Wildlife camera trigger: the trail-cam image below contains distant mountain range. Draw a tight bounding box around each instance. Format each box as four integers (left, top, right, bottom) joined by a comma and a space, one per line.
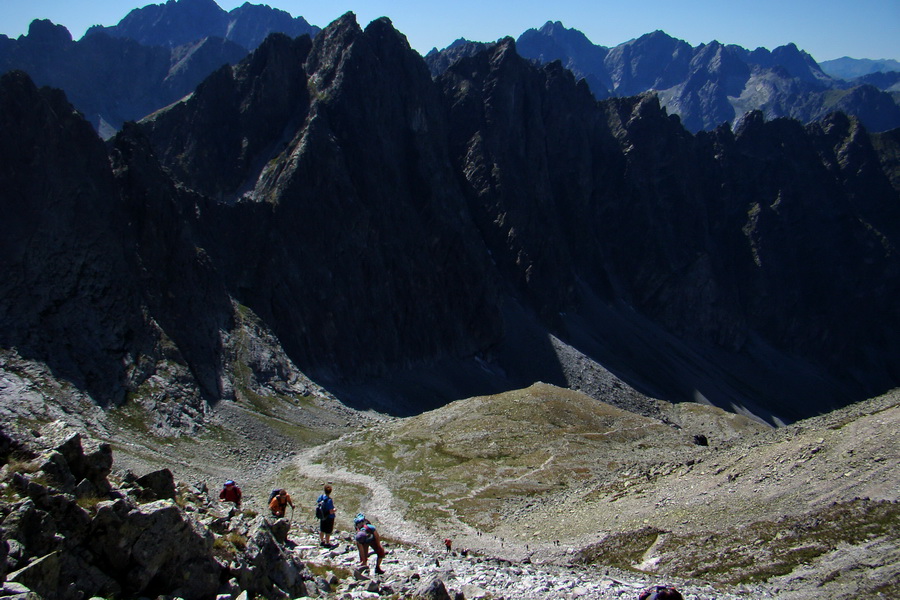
820, 57, 900, 79
490, 22, 900, 133
85, 0, 319, 51
0, 0, 318, 134
2, 1, 898, 136
0, 19, 248, 136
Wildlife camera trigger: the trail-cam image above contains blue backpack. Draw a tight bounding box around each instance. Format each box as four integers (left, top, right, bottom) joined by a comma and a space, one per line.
315, 494, 329, 519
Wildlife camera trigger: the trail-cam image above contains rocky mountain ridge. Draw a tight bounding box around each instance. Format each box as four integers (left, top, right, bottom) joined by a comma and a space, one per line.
4, 0, 898, 139
3, 13, 900, 427
0, 19, 248, 134
84, 0, 320, 52
505, 22, 900, 132
0, 0, 319, 135
820, 56, 900, 79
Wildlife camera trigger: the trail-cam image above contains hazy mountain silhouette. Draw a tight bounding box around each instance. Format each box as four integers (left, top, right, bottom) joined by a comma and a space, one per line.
0, 19, 247, 135
0, 0, 320, 134
85, 0, 320, 51
499, 21, 900, 133
820, 56, 900, 79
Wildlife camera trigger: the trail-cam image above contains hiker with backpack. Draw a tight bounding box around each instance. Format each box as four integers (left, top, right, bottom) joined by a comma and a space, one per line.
316, 483, 336, 547
638, 585, 684, 600
218, 480, 242, 508
353, 513, 385, 574
269, 488, 294, 518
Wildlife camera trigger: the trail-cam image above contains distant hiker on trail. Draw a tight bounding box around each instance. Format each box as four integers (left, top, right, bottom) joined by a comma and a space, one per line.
444, 538, 452, 553
316, 483, 336, 547
218, 480, 242, 508
269, 488, 294, 518
354, 513, 385, 574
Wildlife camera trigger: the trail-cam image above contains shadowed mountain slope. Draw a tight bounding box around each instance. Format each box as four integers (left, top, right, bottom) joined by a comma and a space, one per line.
2, 14, 900, 426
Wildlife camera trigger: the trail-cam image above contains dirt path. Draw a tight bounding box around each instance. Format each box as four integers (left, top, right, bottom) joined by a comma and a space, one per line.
290, 434, 581, 563
292, 438, 433, 547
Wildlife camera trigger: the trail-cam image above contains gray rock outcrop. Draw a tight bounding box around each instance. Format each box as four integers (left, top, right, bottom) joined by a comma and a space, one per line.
0, 422, 324, 600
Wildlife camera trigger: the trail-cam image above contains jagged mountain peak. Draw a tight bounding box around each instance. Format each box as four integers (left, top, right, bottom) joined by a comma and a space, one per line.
516, 22, 897, 132
84, 0, 318, 52
24, 19, 73, 44
623, 29, 688, 50
536, 20, 574, 37
101, 0, 229, 47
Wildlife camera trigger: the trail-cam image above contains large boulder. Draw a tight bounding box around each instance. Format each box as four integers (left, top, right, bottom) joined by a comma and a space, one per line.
30, 422, 112, 495
414, 576, 452, 600
135, 468, 177, 501
88, 499, 222, 599
236, 517, 309, 599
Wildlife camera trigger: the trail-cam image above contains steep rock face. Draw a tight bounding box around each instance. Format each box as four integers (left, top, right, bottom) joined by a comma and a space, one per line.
439, 39, 595, 315
141, 14, 504, 382
664, 41, 752, 131
224, 2, 320, 51
0, 71, 149, 404
0, 70, 238, 420
109, 124, 236, 408
140, 33, 314, 199
439, 41, 900, 418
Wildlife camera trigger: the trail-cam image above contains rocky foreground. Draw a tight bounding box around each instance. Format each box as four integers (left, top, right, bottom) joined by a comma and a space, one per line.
0, 419, 767, 600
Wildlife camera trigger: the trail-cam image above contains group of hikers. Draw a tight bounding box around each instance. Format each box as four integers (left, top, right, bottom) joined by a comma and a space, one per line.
218, 480, 385, 573
218, 480, 683, 597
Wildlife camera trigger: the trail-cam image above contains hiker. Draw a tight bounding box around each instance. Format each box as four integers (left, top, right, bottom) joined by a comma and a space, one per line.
269, 488, 294, 518
638, 585, 684, 600
218, 480, 242, 508
316, 483, 336, 547
354, 513, 385, 574
444, 538, 452, 553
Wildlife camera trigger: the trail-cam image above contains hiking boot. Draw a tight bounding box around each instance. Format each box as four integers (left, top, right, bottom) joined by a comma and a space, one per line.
375, 567, 385, 574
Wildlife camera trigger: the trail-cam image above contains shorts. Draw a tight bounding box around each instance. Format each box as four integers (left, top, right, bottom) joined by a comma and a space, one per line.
320, 517, 334, 534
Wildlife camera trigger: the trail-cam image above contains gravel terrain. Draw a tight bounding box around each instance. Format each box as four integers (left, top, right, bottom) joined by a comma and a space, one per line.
2, 349, 898, 598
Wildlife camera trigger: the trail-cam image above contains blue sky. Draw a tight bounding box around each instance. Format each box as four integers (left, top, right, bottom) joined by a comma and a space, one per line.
2, 0, 899, 62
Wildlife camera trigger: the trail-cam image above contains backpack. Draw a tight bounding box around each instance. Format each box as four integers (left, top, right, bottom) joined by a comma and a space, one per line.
315, 494, 327, 520
638, 585, 683, 600
355, 523, 375, 545
269, 489, 282, 503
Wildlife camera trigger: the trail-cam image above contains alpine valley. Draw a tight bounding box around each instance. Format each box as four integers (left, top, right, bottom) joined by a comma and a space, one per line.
1, 2, 899, 600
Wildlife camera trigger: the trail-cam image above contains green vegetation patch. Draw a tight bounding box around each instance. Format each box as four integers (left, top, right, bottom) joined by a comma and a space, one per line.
577, 526, 666, 571
316, 383, 699, 537
579, 498, 900, 589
